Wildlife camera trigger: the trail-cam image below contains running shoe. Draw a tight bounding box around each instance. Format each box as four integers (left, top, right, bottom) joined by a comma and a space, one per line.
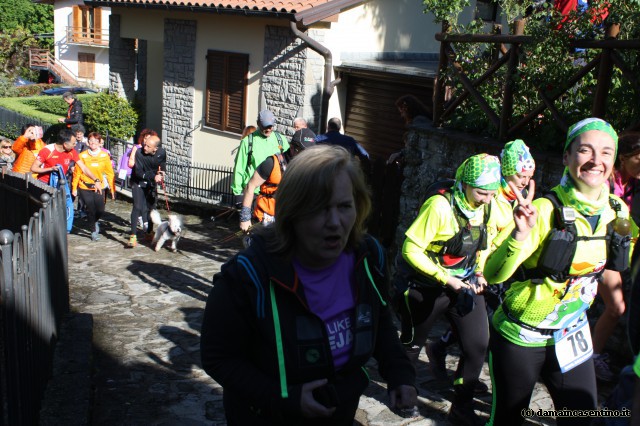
593, 353, 615, 382
127, 234, 137, 248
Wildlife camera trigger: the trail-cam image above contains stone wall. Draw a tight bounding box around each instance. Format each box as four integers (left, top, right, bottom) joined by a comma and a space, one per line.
162, 19, 196, 198
262, 26, 314, 137
136, 40, 148, 126
108, 14, 136, 102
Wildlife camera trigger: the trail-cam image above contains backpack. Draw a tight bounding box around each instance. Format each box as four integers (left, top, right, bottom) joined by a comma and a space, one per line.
521, 191, 630, 283
423, 178, 490, 258
246, 131, 285, 175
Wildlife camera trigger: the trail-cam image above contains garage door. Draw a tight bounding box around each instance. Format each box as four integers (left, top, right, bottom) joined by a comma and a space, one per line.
343, 75, 433, 162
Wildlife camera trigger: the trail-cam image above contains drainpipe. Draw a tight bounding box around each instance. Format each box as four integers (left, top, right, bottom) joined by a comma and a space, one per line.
289, 21, 340, 134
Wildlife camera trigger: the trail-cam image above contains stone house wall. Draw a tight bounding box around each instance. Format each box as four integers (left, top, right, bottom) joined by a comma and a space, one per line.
262, 25, 321, 136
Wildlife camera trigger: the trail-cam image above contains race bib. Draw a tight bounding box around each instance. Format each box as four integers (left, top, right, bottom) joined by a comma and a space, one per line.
554, 318, 593, 373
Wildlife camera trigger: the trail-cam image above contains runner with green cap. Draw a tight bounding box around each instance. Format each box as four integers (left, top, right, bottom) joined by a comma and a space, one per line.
398, 153, 501, 424
484, 118, 631, 424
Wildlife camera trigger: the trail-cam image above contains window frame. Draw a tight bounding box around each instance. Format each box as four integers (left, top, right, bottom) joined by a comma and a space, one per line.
205, 50, 249, 134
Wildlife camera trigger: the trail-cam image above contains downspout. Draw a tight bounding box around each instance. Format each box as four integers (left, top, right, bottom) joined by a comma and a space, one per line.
289, 20, 340, 134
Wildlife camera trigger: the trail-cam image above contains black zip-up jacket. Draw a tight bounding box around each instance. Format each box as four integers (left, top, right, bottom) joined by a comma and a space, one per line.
200, 234, 415, 425
63, 99, 83, 127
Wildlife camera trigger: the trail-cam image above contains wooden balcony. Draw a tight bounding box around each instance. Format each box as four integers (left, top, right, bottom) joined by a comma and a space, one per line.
66, 26, 109, 47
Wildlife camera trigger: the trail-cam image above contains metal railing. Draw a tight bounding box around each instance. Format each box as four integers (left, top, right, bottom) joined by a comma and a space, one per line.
0, 170, 69, 425
28, 49, 78, 86
0, 107, 52, 141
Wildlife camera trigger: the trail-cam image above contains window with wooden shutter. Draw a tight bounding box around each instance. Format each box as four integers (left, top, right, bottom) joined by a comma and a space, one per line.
205, 51, 248, 134
78, 52, 95, 79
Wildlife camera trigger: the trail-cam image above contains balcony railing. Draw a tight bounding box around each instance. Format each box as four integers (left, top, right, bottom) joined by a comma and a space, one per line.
66, 26, 109, 47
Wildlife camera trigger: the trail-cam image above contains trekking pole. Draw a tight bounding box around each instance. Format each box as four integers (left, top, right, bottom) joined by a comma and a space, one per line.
211, 206, 237, 222
159, 166, 170, 212
213, 226, 253, 245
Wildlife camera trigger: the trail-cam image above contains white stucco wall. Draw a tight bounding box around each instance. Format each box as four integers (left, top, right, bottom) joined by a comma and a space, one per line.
322, 0, 477, 126
54, 0, 111, 88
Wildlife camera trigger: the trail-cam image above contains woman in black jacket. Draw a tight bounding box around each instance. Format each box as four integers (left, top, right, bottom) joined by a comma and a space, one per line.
201, 145, 417, 425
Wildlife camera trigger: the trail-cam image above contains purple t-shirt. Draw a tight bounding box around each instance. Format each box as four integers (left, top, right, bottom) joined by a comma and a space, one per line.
294, 252, 356, 369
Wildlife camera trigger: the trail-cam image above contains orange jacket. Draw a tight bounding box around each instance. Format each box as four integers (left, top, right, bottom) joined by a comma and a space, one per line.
12, 137, 46, 175
72, 149, 116, 193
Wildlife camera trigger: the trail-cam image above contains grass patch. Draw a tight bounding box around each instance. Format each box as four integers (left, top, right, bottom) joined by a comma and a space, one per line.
0, 94, 98, 123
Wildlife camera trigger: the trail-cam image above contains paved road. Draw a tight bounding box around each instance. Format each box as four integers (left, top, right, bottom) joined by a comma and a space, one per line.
65, 197, 613, 425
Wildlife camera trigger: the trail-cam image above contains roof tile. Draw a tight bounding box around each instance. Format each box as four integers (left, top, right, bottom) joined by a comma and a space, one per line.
96, 0, 332, 13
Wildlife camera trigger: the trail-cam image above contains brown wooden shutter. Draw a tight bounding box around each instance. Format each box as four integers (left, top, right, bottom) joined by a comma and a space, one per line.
94, 7, 102, 42
206, 53, 224, 129
72, 6, 81, 43
226, 55, 247, 134
78, 53, 95, 79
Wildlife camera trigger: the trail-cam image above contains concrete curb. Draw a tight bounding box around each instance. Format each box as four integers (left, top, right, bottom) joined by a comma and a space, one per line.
39, 313, 93, 426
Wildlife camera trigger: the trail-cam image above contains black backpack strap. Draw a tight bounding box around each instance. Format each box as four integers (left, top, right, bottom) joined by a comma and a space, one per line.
245, 133, 254, 174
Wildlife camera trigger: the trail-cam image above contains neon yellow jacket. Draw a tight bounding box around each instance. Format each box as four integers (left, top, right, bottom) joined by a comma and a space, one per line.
484, 190, 630, 346
402, 194, 496, 285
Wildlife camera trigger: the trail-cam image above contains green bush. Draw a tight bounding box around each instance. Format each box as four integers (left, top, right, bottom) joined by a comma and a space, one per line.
84, 91, 138, 140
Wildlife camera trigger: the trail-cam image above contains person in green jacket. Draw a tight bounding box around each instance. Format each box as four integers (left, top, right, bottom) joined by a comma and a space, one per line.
484, 118, 631, 425
231, 109, 290, 203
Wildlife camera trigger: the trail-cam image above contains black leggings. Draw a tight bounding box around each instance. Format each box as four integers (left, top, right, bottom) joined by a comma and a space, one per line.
78, 188, 105, 231
399, 285, 488, 400
130, 183, 157, 235
488, 325, 597, 426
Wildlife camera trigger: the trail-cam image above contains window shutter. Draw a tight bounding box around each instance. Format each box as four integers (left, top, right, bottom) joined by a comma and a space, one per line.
206, 53, 224, 129
72, 6, 81, 43
226, 55, 247, 134
78, 53, 95, 79
94, 7, 102, 41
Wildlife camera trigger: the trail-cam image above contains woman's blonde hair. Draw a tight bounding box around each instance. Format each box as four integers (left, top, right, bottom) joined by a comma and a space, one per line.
260, 144, 371, 256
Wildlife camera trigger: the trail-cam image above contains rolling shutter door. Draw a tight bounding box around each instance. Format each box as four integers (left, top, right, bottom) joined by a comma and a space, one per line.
344, 76, 433, 162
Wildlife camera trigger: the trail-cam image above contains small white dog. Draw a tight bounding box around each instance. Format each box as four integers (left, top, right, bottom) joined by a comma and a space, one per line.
149, 209, 182, 252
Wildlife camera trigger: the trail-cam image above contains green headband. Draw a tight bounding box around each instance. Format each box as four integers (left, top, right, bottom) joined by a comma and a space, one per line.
500, 139, 535, 177
564, 118, 618, 153
455, 153, 501, 190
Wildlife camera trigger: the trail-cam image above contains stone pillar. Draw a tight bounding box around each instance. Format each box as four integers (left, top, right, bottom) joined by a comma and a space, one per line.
136, 40, 148, 126
262, 26, 308, 137
108, 14, 136, 102
162, 19, 196, 197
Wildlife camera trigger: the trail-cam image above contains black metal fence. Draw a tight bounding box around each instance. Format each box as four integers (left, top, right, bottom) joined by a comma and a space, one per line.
0, 170, 69, 425
105, 135, 235, 206
0, 107, 52, 141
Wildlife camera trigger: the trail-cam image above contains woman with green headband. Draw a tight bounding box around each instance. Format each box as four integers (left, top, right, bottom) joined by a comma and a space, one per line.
484, 117, 631, 425
399, 153, 501, 424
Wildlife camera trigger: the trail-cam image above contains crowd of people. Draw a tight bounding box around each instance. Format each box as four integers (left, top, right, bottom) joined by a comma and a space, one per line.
3, 90, 639, 425
200, 107, 640, 426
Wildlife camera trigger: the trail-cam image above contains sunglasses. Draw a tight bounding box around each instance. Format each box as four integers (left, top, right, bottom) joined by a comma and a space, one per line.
0, 145, 11, 149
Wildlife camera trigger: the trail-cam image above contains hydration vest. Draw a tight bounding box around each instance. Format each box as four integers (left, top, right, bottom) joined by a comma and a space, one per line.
519, 191, 631, 284
254, 153, 286, 222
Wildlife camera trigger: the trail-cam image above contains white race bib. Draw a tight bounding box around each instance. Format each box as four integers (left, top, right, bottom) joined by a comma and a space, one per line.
554, 318, 593, 373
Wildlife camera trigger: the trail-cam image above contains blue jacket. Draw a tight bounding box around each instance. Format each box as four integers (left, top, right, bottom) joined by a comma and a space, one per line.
315, 131, 369, 161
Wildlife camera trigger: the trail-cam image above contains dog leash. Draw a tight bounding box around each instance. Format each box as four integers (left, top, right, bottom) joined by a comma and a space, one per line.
159, 166, 170, 212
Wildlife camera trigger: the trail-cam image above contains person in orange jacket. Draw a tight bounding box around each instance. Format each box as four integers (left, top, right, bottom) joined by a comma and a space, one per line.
11, 123, 46, 176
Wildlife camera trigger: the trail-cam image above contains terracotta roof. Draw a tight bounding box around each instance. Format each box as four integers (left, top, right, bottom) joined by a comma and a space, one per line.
84, 0, 366, 25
